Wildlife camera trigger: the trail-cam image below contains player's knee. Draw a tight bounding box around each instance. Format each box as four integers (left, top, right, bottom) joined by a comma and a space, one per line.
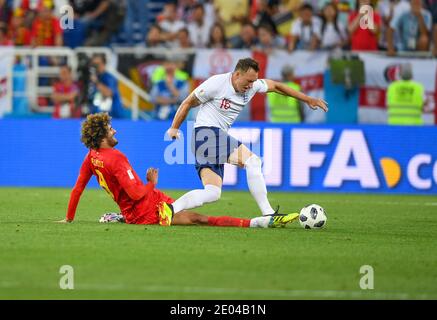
244, 154, 262, 170
204, 184, 221, 202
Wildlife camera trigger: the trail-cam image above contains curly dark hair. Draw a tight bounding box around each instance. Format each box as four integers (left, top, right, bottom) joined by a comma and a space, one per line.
80, 113, 111, 149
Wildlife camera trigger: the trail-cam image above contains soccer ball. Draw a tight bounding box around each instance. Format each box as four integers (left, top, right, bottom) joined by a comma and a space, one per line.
299, 204, 327, 229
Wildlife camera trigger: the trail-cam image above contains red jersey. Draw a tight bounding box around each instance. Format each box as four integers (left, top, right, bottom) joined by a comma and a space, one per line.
66, 148, 174, 224
30, 16, 62, 46
9, 26, 32, 46
348, 11, 381, 51
52, 81, 80, 119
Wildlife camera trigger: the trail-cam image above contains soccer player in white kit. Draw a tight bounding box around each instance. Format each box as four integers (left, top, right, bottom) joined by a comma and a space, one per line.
167, 58, 328, 224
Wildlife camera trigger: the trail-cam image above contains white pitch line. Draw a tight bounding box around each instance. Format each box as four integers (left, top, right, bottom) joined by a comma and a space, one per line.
268, 199, 437, 207
425, 202, 437, 206
1, 281, 435, 300
77, 284, 429, 300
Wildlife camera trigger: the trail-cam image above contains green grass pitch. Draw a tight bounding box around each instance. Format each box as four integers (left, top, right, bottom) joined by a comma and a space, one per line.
1, 187, 436, 300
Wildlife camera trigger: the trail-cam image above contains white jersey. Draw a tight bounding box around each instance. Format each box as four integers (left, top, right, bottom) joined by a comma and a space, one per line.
193, 72, 268, 131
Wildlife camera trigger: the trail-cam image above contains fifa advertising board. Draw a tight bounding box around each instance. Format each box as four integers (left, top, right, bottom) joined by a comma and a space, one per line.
218, 124, 437, 194
0, 120, 436, 194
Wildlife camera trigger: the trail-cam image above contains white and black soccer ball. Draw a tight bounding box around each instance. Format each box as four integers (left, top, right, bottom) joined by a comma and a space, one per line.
299, 204, 327, 229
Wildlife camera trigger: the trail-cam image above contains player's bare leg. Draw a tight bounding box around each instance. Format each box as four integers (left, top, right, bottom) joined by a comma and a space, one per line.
172, 211, 209, 225
171, 210, 277, 228
228, 144, 275, 216
199, 167, 222, 188
171, 168, 222, 213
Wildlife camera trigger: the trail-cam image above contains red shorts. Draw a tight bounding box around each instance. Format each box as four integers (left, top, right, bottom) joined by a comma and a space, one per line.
124, 189, 174, 225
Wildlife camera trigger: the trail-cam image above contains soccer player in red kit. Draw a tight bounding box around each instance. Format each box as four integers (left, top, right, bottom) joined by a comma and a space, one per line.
58, 112, 298, 228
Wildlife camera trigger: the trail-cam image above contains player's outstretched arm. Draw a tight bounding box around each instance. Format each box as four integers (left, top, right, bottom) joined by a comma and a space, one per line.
167, 93, 201, 139
56, 157, 93, 223
265, 79, 328, 112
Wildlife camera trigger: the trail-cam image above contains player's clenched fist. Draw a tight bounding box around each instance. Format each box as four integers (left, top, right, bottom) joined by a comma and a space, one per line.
167, 128, 180, 140
146, 167, 159, 184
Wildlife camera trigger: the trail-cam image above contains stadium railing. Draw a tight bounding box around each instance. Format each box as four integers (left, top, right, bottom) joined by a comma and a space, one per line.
8, 46, 152, 120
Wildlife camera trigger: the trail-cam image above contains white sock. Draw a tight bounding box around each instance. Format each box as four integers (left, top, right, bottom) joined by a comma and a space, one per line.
172, 184, 221, 213
249, 216, 271, 228
244, 155, 275, 215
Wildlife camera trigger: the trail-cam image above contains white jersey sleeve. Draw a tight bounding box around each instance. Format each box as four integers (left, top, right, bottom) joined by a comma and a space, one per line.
253, 79, 268, 93
193, 76, 221, 103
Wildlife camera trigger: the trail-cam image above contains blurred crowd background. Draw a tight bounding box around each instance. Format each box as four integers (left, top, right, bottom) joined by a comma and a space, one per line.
0, 0, 436, 124
0, 0, 436, 53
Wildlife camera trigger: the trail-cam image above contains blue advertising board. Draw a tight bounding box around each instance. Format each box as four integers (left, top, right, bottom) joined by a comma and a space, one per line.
0, 119, 436, 194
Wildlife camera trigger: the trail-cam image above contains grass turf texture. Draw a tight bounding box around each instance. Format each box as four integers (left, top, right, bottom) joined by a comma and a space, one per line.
0, 187, 436, 300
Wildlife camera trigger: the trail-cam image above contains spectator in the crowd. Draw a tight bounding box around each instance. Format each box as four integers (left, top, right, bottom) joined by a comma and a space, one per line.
254, 23, 285, 54
150, 59, 189, 121
159, 1, 186, 47
89, 54, 126, 118
70, 0, 110, 30
387, 0, 432, 55
176, 0, 196, 22
123, 0, 148, 45
312, 0, 354, 26
378, 0, 395, 50
178, 0, 217, 24
386, 63, 425, 125
187, 3, 213, 48
150, 58, 189, 85
214, 0, 249, 40
145, 24, 167, 48
252, 0, 278, 34
8, 7, 31, 46
70, 0, 125, 46
18, 0, 39, 28
423, 0, 437, 56
319, 2, 348, 50
288, 3, 321, 51
267, 64, 303, 123
378, 0, 410, 50
0, 25, 12, 45
207, 22, 228, 49
0, 0, 11, 28
30, 1, 63, 47
202, 0, 217, 25
347, 0, 381, 51
175, 27, 193, 48
230, 21, 258, 49
51, 65, 81, 119
277, 0, 304, 18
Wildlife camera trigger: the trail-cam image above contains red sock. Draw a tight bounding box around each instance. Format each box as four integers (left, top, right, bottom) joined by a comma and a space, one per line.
207, 216, 250, 228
